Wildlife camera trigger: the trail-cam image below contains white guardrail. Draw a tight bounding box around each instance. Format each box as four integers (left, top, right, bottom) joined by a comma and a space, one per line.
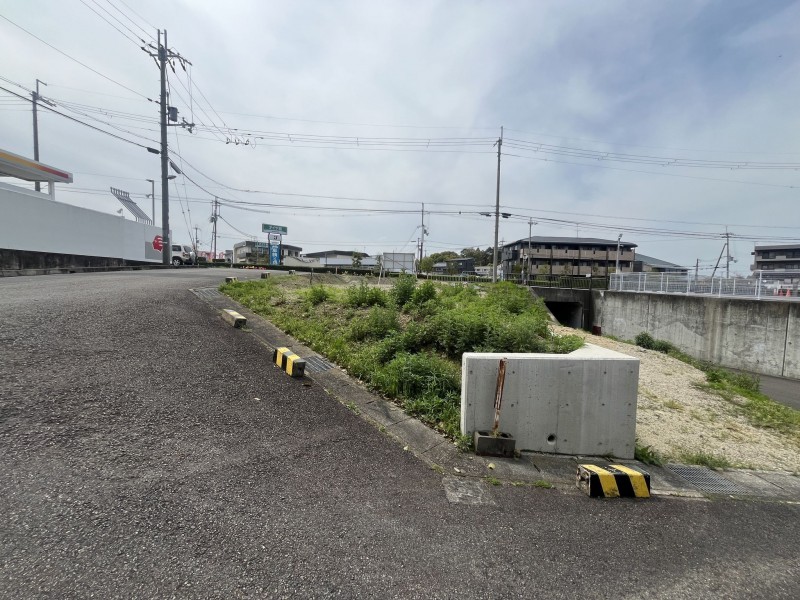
609, 270, 800, 301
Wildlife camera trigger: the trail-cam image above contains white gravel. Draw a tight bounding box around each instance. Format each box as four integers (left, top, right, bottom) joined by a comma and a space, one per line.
553, 326, 800, 472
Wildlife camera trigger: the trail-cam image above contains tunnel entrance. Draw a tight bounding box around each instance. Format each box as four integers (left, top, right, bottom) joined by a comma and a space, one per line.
545, 301, 584, 329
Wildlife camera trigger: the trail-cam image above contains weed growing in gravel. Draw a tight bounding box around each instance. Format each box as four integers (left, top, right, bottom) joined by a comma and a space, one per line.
223, 277, 583, 443
486, 476, 502, 486
679, 451, 732, 469
533, 480, 554, 489
634, 331, 800, 444
634, 440, 664, 466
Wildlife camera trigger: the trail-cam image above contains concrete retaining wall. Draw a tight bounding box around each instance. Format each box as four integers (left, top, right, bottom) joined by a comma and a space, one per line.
601, 291, 799, 379
461, 345, 639, 458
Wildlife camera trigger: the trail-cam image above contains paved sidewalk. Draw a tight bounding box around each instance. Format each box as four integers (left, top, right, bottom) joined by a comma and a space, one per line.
195, 285, 800, 503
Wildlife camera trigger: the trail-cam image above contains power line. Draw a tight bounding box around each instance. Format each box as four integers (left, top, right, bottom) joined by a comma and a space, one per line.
504, 137, 800, 170
0, 14, 150, 100
0, 85, 157, 150
103, 0, 156, 41
502, 152, 800, 190
79, 0, 144, 47
115, 0, 157, 32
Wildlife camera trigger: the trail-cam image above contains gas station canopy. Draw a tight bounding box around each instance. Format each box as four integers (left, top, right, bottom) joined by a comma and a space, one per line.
0, 148, 73, 183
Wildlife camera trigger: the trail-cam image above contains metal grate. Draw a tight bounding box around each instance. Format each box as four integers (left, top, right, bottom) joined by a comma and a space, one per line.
304, 355, 335, 373
666, 464, 749, 495
193, 287, 223, 299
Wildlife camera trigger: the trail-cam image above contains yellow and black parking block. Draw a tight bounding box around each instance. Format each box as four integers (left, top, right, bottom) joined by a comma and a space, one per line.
577, 464, 651, 498
272, 347, 306, 378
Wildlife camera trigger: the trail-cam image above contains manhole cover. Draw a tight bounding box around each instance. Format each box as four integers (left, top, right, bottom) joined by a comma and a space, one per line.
193, 287, 222, 299
304, 355, 334, 373
666, 464, 749, 495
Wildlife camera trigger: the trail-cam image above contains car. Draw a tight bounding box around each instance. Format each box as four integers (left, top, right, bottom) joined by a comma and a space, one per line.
171, 244, 196, 266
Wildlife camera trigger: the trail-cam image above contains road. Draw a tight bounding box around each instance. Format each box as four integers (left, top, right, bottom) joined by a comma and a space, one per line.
1, 270, 798, 599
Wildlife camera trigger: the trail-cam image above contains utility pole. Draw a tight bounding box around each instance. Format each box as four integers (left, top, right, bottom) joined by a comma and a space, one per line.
695, 258, 700, 281
146, 30, 193, 264
158, 30, 171, 265
419, 202, 426, 269
491, 126, 503, 283
615, 234, 623, 273
211, 197, 219, 258
724, 227, 732, 279
31, 79, 48, 192
194, 225, 200, 252
527, 218, 536, 284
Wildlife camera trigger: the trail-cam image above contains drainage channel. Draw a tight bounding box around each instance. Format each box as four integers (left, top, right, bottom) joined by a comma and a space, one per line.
304, 355, 335, 373
193, 287, 223, 300
666, 464, 750, 495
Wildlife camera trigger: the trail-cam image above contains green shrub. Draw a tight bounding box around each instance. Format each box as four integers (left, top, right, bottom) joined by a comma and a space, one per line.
635, 332, 656, 349
485, 282, 536, 314
373, 352, 461, 399
305, 285, 330, 306
409, 280, 437, 307
391, 274, 417, 308
348, 306, 399, 341
345, 281, 388, 307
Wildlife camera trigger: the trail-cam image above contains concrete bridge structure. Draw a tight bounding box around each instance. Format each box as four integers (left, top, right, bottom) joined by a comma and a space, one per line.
531, 286, 799, 380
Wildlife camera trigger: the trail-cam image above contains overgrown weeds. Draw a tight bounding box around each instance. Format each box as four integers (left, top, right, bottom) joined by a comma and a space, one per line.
222, 276, 582, 442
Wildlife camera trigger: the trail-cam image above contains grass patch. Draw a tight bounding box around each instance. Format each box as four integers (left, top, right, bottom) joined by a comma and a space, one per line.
485, 476, 502, 486
663, 399, 684, 411
221, 276, 582, 443
634, 440, 664, 466
533, 480, 554, 489
679, 451, 732, 470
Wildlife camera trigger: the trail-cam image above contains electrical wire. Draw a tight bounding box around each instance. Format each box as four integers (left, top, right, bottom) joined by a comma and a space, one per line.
79, 0, 143, 47
0, 14, 150, 100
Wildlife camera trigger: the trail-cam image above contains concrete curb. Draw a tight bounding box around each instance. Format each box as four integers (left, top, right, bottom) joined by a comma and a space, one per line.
191, 284, 800, 503
221, 309, 246, 328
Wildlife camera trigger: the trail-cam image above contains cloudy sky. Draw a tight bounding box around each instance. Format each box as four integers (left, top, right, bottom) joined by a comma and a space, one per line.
2, 0, 799, 273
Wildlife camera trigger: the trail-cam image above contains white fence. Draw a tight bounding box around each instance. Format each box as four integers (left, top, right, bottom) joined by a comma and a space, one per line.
610, 271, 800, 300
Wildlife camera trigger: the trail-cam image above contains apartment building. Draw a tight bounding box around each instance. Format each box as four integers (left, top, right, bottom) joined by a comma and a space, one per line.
751, 243, 800, 271
751, 243, 800, 282
233, 240, 302, 264
633, 253, 687, 274
501, 236, 637, 276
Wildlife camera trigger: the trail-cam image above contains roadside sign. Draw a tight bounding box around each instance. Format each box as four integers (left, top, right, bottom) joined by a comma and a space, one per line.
153, 235, 163, 252
268, 232, 282, 244
269, 243, 281, 265
262, 223, 288, 235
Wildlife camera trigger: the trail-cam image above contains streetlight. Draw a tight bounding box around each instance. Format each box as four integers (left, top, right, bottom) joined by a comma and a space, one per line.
145, 179, 155, 224
146, 176, 176, 226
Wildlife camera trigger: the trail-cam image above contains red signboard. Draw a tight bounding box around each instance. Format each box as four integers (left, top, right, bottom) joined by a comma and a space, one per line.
153, 235, 163, 252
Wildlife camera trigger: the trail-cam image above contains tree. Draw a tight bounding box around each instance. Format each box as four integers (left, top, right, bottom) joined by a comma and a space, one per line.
419, 256, 435, 274
351, 254, 363, 268
373, 254, 382, 274
428, 251, 458, 264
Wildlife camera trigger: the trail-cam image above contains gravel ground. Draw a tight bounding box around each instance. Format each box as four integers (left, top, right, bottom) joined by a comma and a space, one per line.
552, 325, 800, 472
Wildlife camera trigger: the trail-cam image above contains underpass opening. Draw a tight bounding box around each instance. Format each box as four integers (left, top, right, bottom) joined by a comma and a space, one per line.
545, 301, 583, 329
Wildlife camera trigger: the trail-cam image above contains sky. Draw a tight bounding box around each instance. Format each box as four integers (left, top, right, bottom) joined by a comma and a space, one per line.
2, 0, 800, 274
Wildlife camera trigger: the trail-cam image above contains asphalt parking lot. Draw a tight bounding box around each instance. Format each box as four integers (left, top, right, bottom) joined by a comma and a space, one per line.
1, 269, 798, 599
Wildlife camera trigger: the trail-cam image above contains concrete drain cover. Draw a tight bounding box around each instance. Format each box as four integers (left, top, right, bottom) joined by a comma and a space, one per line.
442, 476, 496, 506
304, 355, 334, 373
193, 287, 222, 299
666, 464, 749, 495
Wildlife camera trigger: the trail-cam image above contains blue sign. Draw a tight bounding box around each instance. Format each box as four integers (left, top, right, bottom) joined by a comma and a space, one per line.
269, 243, 281, 265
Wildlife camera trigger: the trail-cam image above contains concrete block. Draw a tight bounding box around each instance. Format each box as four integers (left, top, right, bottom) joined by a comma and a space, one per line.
260, 272, 270, 279
225, 276, 238, 283
221, 308, 246, 328
473, 431, 516, 457
461, 344, 639, 458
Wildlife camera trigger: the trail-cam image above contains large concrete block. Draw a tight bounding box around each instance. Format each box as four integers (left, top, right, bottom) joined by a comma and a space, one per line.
461, 345, 639, 458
